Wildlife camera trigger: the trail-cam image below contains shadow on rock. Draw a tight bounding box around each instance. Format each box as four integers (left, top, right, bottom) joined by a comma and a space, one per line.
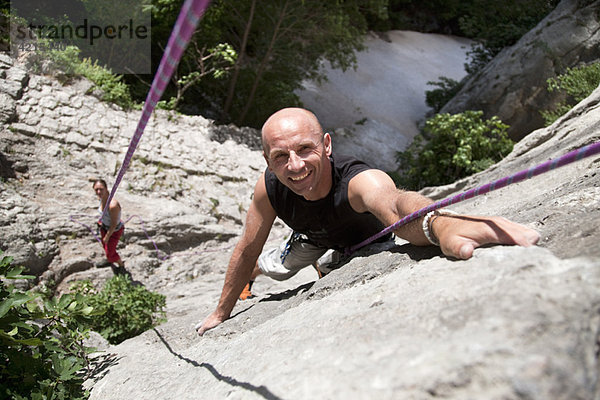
153, 329, 283, 400
0, 151, 16, 179
388, 243, 444, 261
86, 352, 122, 384
259, 281, 315, 303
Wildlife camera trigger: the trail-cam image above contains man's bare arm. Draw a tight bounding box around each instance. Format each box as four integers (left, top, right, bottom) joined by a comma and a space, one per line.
348, 169, 539, 259
196, 173, 276, 335
348, 169, 433, 244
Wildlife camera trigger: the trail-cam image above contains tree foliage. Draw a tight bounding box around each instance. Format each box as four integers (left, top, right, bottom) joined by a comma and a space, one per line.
541, 61, 600, 126
0, 251, 94, 400
425, 76, 462, 113
70, 277, 166, 345
0, 249, 167, 399
395, 111, 514, 190
138, 0, 384, 127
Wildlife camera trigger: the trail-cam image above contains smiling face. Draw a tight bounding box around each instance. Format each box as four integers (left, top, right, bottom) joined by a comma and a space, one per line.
262, 108, 332, 201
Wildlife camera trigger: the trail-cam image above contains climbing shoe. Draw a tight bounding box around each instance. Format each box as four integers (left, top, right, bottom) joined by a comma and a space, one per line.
111, 264, 132, 279
95, 260, 113, 268
239, 282, 255, 300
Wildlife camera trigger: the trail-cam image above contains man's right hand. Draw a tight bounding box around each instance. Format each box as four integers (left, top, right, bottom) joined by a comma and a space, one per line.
195, 311, 225, 336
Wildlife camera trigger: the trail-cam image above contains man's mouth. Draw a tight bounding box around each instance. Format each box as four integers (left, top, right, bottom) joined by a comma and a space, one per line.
289, 171, 310, 181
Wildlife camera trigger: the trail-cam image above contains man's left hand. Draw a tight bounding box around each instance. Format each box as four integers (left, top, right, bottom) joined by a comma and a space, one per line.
433, 215, 540, 259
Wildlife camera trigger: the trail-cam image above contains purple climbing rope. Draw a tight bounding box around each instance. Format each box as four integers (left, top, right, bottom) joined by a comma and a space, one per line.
102, 0, 211, 217
346, 140, 600, 255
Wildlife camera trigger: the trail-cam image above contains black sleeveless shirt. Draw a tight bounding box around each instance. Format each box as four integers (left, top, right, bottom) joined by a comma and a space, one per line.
264, 153, 388, 250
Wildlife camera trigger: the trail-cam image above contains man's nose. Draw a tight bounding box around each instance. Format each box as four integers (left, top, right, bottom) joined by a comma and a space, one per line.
287, 151, 304, 171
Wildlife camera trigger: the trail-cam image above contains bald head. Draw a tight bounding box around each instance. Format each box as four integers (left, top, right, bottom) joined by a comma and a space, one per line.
260, 108, 333, 200
261, 108, 323, 154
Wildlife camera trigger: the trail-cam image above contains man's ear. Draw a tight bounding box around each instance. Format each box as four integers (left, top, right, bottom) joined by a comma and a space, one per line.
323, 132, 332, 156
263, 152, 273, 171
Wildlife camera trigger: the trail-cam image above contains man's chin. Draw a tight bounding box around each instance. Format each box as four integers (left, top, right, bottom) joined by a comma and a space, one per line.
286, 181, 313, 197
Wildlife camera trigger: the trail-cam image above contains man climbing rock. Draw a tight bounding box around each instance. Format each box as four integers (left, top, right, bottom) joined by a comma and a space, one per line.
196, 108, 540, 336
93, 179, 130, 277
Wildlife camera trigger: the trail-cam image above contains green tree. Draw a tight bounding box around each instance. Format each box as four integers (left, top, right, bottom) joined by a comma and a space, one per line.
541, 61, 600, 126
144, 0, 385, 127
0, 251, 95, 399
395, 111, 513, 190
71, 276, 166, 345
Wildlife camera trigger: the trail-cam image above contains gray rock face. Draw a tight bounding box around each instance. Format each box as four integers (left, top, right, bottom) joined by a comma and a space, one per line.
0, 65, 269, 292
85, 85, 600, 400
297, 30, 473, 171
441, 0, 600, 141
0, 55, 24, 124
89, 248, 600, 400
1, 29, 599, 400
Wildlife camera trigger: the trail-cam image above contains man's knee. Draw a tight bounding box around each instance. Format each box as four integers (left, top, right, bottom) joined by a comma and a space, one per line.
257, 247, 301, 281
257, 234, 329, 281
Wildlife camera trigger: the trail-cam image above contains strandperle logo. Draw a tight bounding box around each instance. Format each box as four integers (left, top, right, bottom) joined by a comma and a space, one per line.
10, 0, 151, 74
16, 18, 149, 46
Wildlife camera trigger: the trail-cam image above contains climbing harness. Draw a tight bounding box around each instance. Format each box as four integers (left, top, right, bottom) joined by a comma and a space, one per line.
345, 140, 600, 255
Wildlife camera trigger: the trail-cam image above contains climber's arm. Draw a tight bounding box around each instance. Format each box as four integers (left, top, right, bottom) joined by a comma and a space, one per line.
196, 173, 276, 335
348, 169, 540, 259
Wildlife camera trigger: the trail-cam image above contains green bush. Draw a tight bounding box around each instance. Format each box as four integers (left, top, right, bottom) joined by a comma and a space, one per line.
0, 251, 94, 400
425, 77, 463, 113
0, 249, 167, 399
41, 45, 135, 110
541, 61, 600, 126
71, 276, 166, 345
395, 111, 513, 190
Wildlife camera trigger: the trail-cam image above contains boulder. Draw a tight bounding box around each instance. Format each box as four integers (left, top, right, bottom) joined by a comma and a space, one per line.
297, 31, 473, 171
85, 71, 600, 400
441, 0, 600, 141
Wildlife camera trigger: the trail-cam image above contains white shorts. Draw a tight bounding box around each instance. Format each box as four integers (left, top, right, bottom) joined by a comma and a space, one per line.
257, 233, 339, 281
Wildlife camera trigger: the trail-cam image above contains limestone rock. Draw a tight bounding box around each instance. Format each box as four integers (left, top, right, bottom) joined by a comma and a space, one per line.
0, 92, 16, 123
0, 21, 598, 400
83, 65, 600, 400
441, 0, 600, 140
296, 30, 473, 171
0, 56, 265, 287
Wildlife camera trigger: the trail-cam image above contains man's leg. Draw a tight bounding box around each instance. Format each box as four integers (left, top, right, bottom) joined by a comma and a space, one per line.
239, 232, 328, 300
239, 262, 262, 300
